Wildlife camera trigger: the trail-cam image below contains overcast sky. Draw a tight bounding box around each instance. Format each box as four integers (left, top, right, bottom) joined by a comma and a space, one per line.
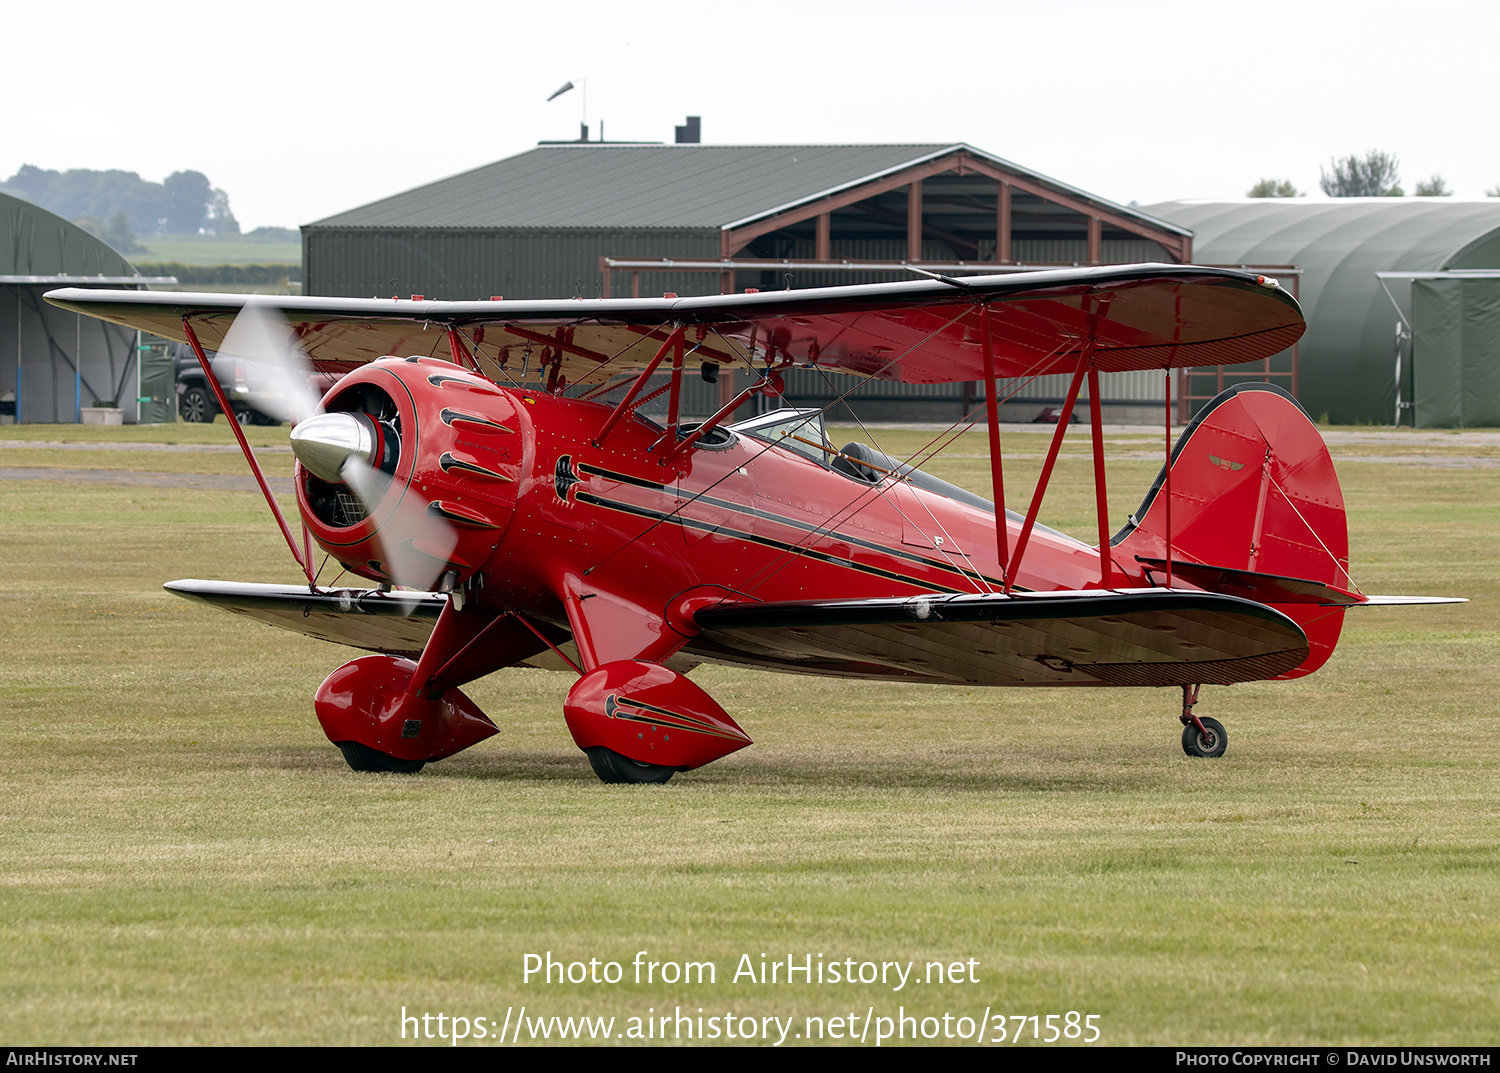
7, 0, 1496, 230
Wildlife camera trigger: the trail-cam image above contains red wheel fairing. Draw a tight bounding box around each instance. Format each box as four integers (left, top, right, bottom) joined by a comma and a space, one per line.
563, 660, 751, 770
315, 654, 498, 762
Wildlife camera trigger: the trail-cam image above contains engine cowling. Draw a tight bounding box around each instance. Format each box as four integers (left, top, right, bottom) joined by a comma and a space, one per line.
294, 356, 529, 587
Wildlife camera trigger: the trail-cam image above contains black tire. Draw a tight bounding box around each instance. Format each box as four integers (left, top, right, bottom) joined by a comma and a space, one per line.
584, 746, 676, 785
335, 740, 426, 774
180, 385, 215, 423
249, 409, 281, 427
1181, 716, 1228, 758
232, 406, 254, 426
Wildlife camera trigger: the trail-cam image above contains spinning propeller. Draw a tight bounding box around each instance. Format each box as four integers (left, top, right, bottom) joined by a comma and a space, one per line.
217, 300, 459, 593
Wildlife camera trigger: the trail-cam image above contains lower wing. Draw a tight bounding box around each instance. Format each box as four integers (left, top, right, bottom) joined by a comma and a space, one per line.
166, 580, 443, 657
689, 589, 1310, 687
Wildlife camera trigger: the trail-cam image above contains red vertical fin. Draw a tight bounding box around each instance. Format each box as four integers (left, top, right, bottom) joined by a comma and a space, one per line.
1114, 383, 1350, 678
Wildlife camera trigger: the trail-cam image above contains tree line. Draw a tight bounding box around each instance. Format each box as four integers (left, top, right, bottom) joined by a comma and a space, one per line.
0, 166, 239, 251
133, 262, 301, 285
1249, 151, 1498, 198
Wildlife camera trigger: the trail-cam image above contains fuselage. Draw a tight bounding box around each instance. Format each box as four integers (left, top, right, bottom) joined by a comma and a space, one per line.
296, 356, 1136, 675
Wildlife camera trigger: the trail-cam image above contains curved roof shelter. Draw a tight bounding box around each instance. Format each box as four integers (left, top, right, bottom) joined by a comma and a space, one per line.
1, 192, 172, 423
1144, 198, 1500, 423
1, 192, 139, 278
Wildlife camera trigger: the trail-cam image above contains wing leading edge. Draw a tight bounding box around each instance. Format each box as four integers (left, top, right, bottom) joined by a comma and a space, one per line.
166, 579, 443, 657
690, 589, 1310, 687
164, 580, 590, 674
46, 263, 1303, 388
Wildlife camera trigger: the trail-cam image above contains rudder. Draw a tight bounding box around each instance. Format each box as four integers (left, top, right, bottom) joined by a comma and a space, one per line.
1112, 383, 1350, 677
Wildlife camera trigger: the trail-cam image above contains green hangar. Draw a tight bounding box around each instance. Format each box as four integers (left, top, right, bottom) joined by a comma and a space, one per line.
1145, 199, 1500, 426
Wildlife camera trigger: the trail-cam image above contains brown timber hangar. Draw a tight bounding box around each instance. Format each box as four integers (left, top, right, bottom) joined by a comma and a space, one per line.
303, 142, 1198, 421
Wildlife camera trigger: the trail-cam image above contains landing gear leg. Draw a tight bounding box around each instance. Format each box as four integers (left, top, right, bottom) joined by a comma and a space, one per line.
1178, 684, 1227, 758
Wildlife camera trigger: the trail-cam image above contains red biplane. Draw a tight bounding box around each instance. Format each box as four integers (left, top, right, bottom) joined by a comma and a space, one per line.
46, 266, 1458, 783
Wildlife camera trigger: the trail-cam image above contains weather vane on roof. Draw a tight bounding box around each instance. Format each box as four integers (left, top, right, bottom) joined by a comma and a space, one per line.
547, 80, 589, 142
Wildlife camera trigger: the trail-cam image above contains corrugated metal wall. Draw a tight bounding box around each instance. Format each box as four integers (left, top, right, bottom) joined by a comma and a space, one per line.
304, 228, 720, 301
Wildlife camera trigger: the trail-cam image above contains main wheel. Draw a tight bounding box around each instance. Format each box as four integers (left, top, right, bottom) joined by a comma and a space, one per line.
179, 385, 214, 423
585, 746, 677, 785
335, 740, 426, 774
1181, 716, 1228, 758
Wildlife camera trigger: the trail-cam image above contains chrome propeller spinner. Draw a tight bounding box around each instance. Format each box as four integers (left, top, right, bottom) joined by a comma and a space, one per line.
290, 412, 383, 484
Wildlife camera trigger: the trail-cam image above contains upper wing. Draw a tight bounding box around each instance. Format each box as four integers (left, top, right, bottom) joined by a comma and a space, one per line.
45, 263, 1302, 388
688, 588, 1309, 687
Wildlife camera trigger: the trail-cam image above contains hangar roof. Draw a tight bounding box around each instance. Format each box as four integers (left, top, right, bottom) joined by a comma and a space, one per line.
1143, 198, 1500, 278
0, 192, 141, 277
309, 142, 1187, 235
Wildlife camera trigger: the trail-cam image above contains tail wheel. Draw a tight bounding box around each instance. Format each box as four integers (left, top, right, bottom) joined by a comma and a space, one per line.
335, 740, 426, 774
1181, 717, 1228, 758
585, 747, 676, 785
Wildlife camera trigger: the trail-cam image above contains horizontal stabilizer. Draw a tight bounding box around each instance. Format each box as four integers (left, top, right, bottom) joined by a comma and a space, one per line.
691, 588, 1309, 687
1133, 558, 1365, 605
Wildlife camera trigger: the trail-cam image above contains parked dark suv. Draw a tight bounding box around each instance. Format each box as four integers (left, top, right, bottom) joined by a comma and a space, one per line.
174, 344, 335, 425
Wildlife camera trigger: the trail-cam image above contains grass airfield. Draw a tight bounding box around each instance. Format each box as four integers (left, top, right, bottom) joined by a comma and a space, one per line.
1, 420, 1496, 1046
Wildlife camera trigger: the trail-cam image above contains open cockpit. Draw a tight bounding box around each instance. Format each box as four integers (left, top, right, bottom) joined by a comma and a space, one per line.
727, 407, 1078, 542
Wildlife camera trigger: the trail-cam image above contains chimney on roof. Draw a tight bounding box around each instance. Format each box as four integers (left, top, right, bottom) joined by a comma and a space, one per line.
675, 116, 700, 144
579, 122, 589, 143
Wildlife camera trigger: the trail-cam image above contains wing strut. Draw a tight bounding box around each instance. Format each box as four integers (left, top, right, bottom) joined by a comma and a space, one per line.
1163, 369, 1174, 588
1005, 295, 1115, 593
662, 370, 783, 463
1006, 352, 1089, 593
593, 325, 683, 447
978, 303, 1011, 586
446, 327, 482, 376
664, 330, 685, 442
181, 317, 314, 587
1088, 367, 1114, 588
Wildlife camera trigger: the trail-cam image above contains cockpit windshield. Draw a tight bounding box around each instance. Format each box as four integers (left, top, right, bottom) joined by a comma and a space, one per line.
729, 408, 833, 466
